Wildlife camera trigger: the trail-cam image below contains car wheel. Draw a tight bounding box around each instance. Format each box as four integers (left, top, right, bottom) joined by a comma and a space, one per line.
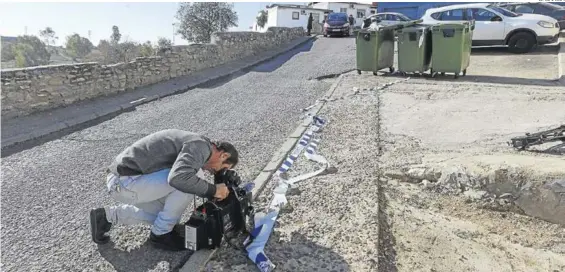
508, 32, 535, 54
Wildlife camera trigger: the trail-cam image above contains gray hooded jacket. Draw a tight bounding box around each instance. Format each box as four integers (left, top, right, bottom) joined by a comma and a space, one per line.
107, 129, 216, 198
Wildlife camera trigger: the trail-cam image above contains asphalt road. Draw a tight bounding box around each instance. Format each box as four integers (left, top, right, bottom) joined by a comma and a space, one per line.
0, 36, 356, 272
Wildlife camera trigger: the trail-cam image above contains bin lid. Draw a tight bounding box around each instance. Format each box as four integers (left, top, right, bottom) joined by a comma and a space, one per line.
378, 19, 424, 31
431, 22, 470, 30
397, 24, 430, 33
358, 29, 376, 34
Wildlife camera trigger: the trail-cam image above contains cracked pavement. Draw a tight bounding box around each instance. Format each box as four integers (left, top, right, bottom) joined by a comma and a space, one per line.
0, 37, 356, 272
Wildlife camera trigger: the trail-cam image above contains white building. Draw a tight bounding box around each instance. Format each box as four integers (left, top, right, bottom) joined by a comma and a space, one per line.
308, 2, 377, 27
253, 4, 332, 32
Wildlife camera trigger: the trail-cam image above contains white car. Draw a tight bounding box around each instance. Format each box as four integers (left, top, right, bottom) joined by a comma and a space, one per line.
421, 3, 560, 53
362, 12, 412, 28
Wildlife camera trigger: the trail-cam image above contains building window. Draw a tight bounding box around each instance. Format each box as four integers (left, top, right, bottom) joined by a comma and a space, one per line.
340, 8, 347, 13
292, 11, 299, 20
357, 9, 366, 18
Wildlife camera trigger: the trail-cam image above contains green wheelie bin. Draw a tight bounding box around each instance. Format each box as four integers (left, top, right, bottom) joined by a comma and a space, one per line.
355, 28, 396, 75
396, 25, 432, 76
430, 22, 473, 79
356, 29, 377, 74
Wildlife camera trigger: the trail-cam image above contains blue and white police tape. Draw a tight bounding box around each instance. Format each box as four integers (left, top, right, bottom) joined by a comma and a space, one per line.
244, 115, 330, 272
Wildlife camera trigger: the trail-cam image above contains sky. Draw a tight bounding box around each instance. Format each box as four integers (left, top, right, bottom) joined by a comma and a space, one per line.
0, 1, 306, 46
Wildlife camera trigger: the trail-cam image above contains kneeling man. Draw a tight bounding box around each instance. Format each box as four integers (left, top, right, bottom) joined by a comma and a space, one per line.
89, 129, 238, 251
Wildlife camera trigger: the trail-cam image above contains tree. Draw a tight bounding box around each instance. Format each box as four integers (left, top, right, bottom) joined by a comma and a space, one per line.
175, 2, 238, 43
97, 39, 111, 62
65, 34, 93, 60
256, 10, 268, 28
39, 27, 58, 47
157, 37, 172, 49
14, 43, 35, 67
118, 39, 139, 62
12, 35, 51, 67
111, 25, 121, 44
139, 41, 154, 57
1, 42, 15, 61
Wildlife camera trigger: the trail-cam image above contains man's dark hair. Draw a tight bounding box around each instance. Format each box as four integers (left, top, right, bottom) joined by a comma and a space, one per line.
214, 141, 239, 168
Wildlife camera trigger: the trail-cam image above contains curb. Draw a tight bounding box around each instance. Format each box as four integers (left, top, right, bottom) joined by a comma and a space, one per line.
180, 74, 345, 272
558, 31, 565, 85
1, 35, 317, 155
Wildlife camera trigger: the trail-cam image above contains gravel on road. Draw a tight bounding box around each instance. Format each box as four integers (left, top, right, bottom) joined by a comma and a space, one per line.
0, 37, 356, 272
207, 73, 382, 272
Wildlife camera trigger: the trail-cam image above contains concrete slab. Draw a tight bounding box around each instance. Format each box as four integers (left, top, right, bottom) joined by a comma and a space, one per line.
468, 45, 560, 84
251, 171, 276, 199
289, 124, 309, 138
262, 138, 300, 172
179, 249, 216, 272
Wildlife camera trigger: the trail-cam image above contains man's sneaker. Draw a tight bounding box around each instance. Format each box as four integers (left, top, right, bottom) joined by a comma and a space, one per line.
90, 208, 112, 244
149, 231, 186, 251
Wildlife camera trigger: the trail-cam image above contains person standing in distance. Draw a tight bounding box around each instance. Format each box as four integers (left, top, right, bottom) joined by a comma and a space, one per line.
89, 129, 239, 251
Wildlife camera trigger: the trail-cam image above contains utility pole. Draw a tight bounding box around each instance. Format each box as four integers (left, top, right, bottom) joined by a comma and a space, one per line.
172, 23, 176, 45
88, 30, 92, 41
24, 26, 28, 35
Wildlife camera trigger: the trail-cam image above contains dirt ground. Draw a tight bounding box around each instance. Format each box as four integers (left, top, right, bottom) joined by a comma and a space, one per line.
205, 50, 565, 271
376, 72, 565, 271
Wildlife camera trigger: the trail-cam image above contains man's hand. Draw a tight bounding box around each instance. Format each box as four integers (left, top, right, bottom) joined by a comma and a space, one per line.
214, 183, 230, 200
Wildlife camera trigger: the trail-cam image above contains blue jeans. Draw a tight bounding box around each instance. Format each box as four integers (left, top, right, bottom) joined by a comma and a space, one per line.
104, 168, 193, 235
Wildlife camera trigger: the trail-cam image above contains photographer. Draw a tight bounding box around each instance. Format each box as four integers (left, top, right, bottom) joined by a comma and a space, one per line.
89, 129, 239, 251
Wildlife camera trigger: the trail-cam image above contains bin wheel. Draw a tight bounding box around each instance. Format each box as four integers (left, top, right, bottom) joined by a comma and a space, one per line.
463, 69, 467, 76
373, 71, 378, 76
357, 69, 361, 75
441, 72, 445, 76
389, 67, 395, 73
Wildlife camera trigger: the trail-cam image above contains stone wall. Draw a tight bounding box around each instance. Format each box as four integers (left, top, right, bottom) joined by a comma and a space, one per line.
1, 27, 305, 119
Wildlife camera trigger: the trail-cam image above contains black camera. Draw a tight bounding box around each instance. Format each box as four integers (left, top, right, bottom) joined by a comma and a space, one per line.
182, 169, 254, 251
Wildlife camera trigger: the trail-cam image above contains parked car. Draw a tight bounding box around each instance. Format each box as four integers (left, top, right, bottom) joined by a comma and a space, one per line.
362, 12, 412, 28
496, 2, 565, 30
323, 12, 351, 37
421, 3, 560, 53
